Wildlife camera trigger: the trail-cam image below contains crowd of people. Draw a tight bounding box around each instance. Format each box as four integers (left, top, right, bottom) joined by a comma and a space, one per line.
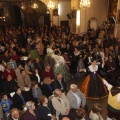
0, 23, 119, 120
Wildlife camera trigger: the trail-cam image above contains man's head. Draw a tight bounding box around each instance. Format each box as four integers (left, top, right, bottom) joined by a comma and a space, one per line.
20, 69, 26, 77
45, 63, 51, 71
56, 73, 62, 80
53, 89, 62, 97
70, 84, 78, 93
62, 117, 70, 120
10, 108, 20, 119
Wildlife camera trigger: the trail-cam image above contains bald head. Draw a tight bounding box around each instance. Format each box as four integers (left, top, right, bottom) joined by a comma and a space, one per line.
10, 108, 20, 119
62, 117, 70, 120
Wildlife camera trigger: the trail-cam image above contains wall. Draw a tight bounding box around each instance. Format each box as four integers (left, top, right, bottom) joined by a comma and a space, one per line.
80, 0, 108, 33
58, 0, 71, 26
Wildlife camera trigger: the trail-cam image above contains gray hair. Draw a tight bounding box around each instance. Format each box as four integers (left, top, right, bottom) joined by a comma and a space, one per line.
70, 84, 77, 89
26, 101, 34, 109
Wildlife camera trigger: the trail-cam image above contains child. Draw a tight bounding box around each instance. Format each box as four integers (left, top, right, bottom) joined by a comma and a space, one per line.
0, 93, 12, 119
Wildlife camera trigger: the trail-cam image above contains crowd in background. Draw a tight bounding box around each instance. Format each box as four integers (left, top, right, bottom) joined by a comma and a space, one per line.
0, 21, 119, 120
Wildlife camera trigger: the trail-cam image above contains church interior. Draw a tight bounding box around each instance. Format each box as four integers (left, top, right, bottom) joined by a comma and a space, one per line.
0, 0, 120, 120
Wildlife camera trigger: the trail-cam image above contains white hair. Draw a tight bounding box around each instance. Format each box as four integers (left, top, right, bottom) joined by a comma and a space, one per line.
70, 84, 77, 89
26, 101, 34, 109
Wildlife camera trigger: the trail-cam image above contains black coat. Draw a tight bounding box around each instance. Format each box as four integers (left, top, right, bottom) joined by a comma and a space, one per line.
2, 80, 17, 95
38, 105, 52, 120
12, 92, 28, 110
41, 84, 53, 98
51, 78, 67, 92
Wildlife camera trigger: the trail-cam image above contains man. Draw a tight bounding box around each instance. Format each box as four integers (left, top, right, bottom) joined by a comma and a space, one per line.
7, 108, 22, 120
102, 78, 120, 120
52, 73, 67, 92
2, 64, 16, 80
34, 58, 44, 75
15, 63, 23, 79
62, 117, 70, 120
67, 84, 87, 112
52, 89, 73, 120
17, 69, 31, 91
42, 63, 54, 81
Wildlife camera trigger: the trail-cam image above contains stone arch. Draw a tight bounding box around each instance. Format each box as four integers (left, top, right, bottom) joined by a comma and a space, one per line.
88, 17, 98, 30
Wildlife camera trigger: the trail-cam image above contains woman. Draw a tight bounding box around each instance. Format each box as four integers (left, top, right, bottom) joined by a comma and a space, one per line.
12, 86, 28, 110
29, 40, 40, 60
23, 101, 41, 120
41, 77, 53, 98
105, 55, 116, 85
52, 50, 70, 82
70, 47, 81, 75
31, 81, 42, 105
2, 74, 17, 96
81, 60, 108, 99
38, 95, 56, 120
75, 108, 90, 120
36, 38, 44, 56
89, 103, 103, 120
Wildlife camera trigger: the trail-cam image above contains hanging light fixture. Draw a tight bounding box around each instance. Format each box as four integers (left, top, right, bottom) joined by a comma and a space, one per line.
47, 0, 54, 9
80, 0, 90, 8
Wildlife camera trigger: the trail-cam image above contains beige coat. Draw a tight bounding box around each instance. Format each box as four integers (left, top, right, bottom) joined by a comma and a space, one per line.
17, 74, 31, 91
0, 105, 3, 119
52, 93, 70, 116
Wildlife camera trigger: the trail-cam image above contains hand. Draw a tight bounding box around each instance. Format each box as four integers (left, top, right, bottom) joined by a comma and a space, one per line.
41, 82, 43, 85
51, 115, 56, 120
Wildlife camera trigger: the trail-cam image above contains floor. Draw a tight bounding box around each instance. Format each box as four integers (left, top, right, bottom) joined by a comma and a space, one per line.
66, 75, 108, 120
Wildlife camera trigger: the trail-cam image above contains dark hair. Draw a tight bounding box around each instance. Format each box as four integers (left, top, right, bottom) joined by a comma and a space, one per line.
45, 63, 50, 68
31, 81, 38, 87
26, 58, 31, 63
14, 86, 20, 92
92, 103, 102, 113
76, 108, 85, 119
111, 86, 120, 96
17, 63, 22, 67
54, 50, 60, 55
20, 69, 25, 74
0, 93, 7, 99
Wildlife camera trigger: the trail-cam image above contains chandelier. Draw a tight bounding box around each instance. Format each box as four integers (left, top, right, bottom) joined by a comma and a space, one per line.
47, 0, 54, 9
80, 0, 90, 8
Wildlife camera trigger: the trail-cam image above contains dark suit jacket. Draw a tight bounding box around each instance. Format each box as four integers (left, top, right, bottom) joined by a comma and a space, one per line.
12, 92, 28, 110
34, 61, 44, 75
41, 84, 53, 98
51, 78, 67, 92
38, 105, 52, 120
2, 80, 17, 95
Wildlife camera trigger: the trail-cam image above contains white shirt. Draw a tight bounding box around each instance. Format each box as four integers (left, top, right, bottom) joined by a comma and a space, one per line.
36, 73, 40, 83
71, 91, 81, 107
12, 118, 19, 120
